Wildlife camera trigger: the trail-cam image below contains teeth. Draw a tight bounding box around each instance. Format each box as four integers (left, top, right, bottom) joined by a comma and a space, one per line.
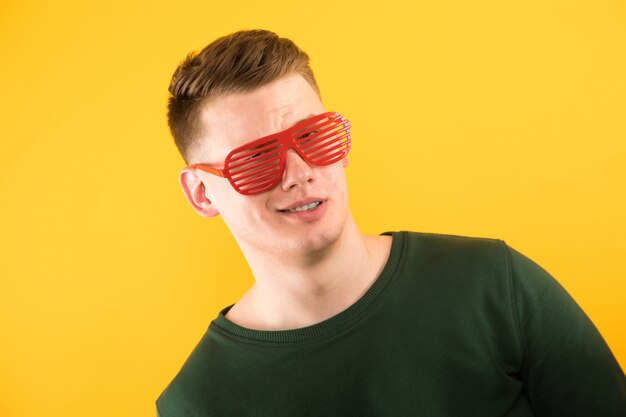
286, 201, 321, 213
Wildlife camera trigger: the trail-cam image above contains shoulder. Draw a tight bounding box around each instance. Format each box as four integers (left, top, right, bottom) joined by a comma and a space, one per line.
383, 231, 517, 309
391, 230, 510, 272
393, 231, 560, 305
399, 230, 505, 249
156, 324, 226, 417
387, 231, 536, 326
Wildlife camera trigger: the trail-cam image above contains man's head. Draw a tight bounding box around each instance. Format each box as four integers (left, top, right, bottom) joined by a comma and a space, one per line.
168, 29, 320, 165
169, 31, 354, 258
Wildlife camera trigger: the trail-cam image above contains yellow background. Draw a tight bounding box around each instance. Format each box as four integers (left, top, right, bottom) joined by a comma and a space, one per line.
1, 0, 625, 416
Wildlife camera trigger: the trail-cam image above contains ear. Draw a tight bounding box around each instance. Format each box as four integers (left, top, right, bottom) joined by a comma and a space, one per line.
342, 156, 349, 168
179, 167, 220, 218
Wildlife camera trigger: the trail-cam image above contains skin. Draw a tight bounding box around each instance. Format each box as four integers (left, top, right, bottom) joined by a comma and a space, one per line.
179, 73, 392, 330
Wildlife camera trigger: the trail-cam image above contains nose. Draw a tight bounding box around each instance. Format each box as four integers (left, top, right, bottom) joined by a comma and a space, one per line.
281, 148, 313, 191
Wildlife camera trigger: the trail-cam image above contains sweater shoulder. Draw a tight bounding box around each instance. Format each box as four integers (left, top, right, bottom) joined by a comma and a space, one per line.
386, 231, 513, 305
397, 230, 508, 265
400, 230, 505, 245
390, 231, 515, 315
156, 327, 220, 417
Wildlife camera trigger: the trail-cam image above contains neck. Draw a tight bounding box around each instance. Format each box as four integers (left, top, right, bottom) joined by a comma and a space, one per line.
228, 217, 392, 330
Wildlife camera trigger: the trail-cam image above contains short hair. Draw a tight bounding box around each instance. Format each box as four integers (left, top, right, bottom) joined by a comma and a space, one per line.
167, 29, 320, 164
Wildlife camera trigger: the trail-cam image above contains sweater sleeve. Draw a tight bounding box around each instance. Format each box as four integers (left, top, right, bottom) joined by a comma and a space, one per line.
506, 245, 626, 416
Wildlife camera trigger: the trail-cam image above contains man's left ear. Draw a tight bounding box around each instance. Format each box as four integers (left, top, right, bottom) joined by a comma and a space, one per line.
179, 167, 220, 218
342, 157, 349, 168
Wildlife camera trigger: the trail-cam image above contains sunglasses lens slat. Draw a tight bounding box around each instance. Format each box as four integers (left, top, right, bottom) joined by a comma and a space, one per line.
299, 127, 349, 150
295, 121, 343, 142
236, 174, 280, 195
299, 132, 349, 162
227, 142, 280, 166
306, 141, 350, 164
294, 114, 340, 136
232, 164, 282, 185
227, 153, 281, 179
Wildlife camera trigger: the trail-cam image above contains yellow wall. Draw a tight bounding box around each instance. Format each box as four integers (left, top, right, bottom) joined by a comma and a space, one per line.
1, 1, 624, 415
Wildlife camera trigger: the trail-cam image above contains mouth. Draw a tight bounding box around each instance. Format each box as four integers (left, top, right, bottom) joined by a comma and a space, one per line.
278, 200, 324, 213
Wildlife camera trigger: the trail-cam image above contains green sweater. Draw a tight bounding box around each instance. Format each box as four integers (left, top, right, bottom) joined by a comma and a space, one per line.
157, 232, 626, 416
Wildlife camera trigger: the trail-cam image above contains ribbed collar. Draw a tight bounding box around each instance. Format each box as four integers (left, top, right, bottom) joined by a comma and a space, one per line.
210, 231, 404, 345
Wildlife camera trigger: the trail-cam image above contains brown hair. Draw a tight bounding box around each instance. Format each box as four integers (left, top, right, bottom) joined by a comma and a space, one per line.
167, 29, 320, 164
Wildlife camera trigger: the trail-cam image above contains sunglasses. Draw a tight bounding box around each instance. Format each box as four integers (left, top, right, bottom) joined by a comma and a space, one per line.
191, 112, 351, 195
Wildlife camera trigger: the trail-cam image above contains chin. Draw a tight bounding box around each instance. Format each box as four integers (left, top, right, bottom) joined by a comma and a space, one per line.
233, 203, 350, 257
245, 224, 343, 258
285, 221, 347, 255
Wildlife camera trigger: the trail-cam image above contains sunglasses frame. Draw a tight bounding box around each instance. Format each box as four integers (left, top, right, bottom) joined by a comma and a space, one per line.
191, 111, 350, 195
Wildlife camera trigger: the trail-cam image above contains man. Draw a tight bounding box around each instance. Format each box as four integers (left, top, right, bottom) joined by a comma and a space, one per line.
157, 30, 625, 416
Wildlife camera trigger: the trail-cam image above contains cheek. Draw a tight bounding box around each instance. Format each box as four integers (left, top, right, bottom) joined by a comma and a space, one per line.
206, 181, 243, 216
216, 192, 269, 227
324, 164, 348, 188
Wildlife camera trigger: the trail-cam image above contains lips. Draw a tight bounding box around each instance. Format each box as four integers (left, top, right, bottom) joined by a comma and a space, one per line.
278, 198, 325, 212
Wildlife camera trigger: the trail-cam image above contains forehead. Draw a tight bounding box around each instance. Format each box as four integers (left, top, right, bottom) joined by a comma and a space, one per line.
194, 74, 324, 163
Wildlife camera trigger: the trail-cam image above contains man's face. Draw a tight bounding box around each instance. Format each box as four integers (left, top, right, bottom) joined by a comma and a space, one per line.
188, 74, 351, 257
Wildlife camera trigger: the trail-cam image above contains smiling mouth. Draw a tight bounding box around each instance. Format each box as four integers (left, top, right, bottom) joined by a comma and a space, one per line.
280, 201, 323, 213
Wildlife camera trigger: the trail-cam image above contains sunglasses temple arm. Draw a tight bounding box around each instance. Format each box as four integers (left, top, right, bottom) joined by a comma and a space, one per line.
191, 164, 225, 178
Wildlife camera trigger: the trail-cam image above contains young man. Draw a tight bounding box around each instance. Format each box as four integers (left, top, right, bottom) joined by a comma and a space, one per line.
157, 30, 625, 416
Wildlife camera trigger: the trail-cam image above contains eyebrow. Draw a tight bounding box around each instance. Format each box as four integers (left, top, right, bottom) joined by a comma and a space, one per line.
243, 113, 319, 145
293, 113, 317, 127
